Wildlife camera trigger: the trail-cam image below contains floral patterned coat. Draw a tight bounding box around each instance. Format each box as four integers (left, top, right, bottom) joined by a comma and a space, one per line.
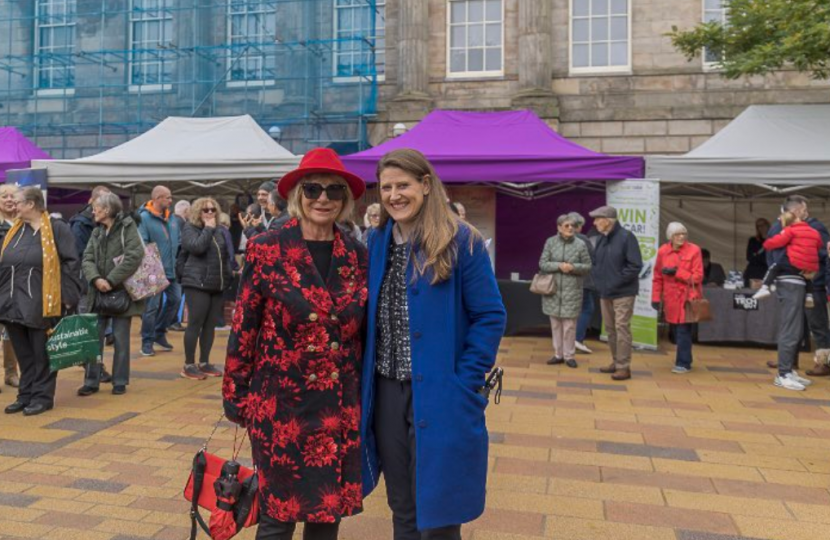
222, 218, 368, 523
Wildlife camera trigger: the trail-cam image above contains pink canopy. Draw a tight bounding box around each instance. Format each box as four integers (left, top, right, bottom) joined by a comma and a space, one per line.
0, 128, 52, 182
342, 110, 644, 183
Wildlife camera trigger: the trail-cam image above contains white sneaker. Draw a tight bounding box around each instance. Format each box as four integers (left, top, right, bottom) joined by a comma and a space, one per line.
790, 370, 812, 387
805, 294, 815, 309
671, 366, 690, 374
575, 341, 593, 354
753, 286, 772, 300
774, 372, 806, 391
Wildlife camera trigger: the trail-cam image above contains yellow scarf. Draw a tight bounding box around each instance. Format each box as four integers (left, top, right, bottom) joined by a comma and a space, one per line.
1, 212, 62, 318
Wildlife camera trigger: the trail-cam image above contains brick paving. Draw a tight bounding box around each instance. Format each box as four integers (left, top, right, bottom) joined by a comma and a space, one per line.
1, 330, 829, 539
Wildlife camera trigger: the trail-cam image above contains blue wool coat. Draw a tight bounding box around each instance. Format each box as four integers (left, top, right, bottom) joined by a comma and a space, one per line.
361, 221, 506, 530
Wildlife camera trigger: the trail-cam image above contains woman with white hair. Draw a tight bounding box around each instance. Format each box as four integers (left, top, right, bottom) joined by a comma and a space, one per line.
652, 222, 704, 374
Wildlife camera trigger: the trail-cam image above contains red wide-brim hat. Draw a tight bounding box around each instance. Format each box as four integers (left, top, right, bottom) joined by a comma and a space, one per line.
277, 148, 366, 200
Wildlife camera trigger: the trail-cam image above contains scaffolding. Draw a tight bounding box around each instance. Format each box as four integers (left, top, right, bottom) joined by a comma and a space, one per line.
0, 0, 382, 158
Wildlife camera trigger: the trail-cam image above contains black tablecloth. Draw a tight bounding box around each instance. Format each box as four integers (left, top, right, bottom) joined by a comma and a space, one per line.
497, 280, 551, 336
697, 287, 779, 345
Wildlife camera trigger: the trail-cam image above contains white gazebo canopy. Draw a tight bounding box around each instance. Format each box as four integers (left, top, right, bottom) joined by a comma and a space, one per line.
647, 104, 830, 190
31, 115, 301, 195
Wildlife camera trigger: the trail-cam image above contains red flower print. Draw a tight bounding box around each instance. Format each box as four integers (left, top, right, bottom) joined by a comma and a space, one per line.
306, 359, 337, 391
273, 417, 304, 448
303, 433, 338, 467
340, 482, 362, 514
316, 485, 341, 514
295, 323, 330, 349
237, 329, 258, 353
267, 494, 303, 522
320, 410, 342, 433
302, 285, 333, 312
340, 405, 360, 433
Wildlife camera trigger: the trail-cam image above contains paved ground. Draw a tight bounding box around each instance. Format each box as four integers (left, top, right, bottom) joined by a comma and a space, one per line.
1, 329, 830, 540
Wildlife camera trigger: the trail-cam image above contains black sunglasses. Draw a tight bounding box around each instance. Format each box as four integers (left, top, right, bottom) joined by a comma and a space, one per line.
302, 183, 348, 201
202, 207, 217, 214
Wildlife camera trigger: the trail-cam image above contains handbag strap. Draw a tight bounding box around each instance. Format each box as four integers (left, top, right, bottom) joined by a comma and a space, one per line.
189, 451, 210, 540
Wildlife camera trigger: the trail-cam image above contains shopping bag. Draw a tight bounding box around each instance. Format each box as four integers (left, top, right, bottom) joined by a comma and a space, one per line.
115, 242, 170, 301
46, 314, 101, 372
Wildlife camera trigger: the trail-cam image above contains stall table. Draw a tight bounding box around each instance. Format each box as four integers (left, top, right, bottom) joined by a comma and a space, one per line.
497, 280, 551, 336
698, 287, 779, 345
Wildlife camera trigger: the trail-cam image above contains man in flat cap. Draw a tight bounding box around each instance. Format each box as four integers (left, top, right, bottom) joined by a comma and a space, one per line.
589, 205, 643, 381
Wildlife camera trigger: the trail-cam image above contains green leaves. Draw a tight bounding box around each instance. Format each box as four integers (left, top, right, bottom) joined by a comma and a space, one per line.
668, 0, 830, 79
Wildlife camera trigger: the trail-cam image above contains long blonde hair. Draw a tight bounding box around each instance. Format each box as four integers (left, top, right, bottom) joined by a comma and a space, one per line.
377, 149, 479, 284
189, 198, 220, 227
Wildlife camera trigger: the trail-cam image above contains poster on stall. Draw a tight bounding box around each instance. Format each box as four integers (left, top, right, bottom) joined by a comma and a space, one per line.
605, 179, 660, 350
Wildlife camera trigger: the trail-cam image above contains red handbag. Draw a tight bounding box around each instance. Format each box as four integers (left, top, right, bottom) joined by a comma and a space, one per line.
184, 420, 259, 540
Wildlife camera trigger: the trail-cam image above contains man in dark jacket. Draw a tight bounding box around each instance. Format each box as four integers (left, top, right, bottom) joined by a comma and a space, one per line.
590, 205, 643, 381
765, 195, 830, 379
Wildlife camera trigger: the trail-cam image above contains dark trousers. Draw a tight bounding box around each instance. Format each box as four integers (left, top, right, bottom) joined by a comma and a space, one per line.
576, 289, 595, 342
776, 281, 805, 376
806, 289, 830, 349
374, 377, 462, 540
673, 323, 693, 369
183, 288, 223, 365
255, 513, 338, 540
6, 324, 55, 407
141, 281, 181, 346
84, 316, 132, 388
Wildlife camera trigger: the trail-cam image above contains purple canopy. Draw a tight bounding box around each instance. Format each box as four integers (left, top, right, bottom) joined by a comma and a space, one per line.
0, 128, 51, 182
342, 110, 644, 183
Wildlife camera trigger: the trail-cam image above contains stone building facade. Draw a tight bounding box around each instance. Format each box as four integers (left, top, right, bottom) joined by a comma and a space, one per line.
372, 0, 830, 155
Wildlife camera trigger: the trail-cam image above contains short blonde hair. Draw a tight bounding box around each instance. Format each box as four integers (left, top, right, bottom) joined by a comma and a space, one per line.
219, 212, 231, 228
666, 222, 688, 240
363, 203, 381, 228
189, 198, 221, 227
0, 185, 19, 198
287, 174, 355, 224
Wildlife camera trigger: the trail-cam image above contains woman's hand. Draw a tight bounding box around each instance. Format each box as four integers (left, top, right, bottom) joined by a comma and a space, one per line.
94, 278, 112, 292
651, 301, 660, 312
559, 262, 574, 273
204, 216, 217, 228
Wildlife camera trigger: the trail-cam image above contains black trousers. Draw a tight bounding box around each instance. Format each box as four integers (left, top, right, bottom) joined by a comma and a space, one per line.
6, 324, 55, 407
254, 513, 339, 540
374, 377, 462, 540
183, 288, 223, 365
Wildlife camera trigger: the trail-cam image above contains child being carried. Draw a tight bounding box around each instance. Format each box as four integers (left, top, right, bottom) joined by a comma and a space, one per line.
754, 211, 823, 306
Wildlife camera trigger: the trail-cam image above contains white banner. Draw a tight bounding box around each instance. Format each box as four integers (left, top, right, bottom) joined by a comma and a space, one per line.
606, 179, 661, 350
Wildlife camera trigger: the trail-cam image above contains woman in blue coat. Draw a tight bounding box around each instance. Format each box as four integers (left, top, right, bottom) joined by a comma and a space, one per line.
361, 148, 506, 539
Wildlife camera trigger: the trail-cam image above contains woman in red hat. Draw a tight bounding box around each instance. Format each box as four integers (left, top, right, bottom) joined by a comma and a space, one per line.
223, 148, 368, 540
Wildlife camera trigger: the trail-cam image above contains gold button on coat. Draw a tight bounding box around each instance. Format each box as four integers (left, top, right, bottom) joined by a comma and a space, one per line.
307, 345, 316, 352
308, 374, 318, 382
330, 342, 340, 351
330, 372, 339, 380
309, 313, 318, 322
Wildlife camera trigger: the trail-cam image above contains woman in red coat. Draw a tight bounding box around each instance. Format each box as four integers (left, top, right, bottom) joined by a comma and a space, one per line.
223, 149, 368, 540
652, 222, 704, 374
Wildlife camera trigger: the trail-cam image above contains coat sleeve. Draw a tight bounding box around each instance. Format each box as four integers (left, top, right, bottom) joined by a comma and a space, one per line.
107, 224, 144, 287
81, 231, 101, 285
763, 227, 794, 251
620, 233, 644, 281
137, 213, 151, 245
539, 238, 560, 273
571, 241, 592, 276
70, 219, 91, 261
222, 240, 266, 426
675, 245, 703, 286
652, 249, 664, 303
457, 234, 507, 388
181, 223, 215, 255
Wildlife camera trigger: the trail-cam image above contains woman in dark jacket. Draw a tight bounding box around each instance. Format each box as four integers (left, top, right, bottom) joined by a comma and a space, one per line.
77, 193, 145, 397
179, 197, 231, 380
744, 218, 771, 286
0, 184, 20, 390
0, 187, 81, 416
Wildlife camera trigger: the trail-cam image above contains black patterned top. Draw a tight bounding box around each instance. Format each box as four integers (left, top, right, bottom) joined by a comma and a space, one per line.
376, 239, 412, 381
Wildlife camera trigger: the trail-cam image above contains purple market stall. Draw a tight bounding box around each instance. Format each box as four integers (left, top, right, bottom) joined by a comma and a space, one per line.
342, 110, 644, 334
0, 127, 51, 182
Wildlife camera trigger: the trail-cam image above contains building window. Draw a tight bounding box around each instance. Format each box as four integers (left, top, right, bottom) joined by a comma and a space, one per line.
570, 0, 630, 73
447, 0, 504, 78
129, 0, 174, 90
228, 0, 277, 85
703, 0, 727, 66
35, 0, 76, 91
334, 0, 386, 80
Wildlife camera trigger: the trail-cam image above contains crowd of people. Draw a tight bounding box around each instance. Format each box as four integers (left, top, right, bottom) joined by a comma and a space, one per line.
536, 194, 830, 391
